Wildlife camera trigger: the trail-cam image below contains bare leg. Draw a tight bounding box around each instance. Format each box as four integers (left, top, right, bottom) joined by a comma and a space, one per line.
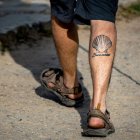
50, 16, 82, 99
89, 20, 117, 128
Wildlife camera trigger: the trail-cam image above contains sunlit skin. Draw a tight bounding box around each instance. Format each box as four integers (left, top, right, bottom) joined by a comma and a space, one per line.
49, 17, 117, 128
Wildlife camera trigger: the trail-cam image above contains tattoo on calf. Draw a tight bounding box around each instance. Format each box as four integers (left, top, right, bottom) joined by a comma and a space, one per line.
92, 35, 112, 57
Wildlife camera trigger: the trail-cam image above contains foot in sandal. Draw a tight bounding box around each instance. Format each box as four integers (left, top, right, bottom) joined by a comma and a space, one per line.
40, 68, 84, 107
82, 109, 115, 137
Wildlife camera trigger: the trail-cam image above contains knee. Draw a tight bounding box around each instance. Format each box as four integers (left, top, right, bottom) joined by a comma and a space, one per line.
51, 16, 76, 30
90, 20, 116, 35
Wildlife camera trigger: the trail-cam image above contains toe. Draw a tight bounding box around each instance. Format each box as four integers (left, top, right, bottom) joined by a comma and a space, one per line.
47, 82, 55, 88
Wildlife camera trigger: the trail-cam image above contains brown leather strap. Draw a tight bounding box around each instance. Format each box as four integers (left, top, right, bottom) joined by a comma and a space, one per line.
88, 109, 113, 129
41, 68, 82, 95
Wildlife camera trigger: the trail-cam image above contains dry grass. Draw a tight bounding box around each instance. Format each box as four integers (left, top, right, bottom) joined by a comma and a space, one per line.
117, 1, 140, 20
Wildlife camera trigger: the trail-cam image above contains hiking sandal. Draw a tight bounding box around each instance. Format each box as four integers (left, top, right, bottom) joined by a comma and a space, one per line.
82, 109, 115, 137
40, 68, 84, 107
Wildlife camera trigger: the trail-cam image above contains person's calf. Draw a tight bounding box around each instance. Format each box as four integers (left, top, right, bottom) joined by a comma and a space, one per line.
88, 20, 117, 128
49, 17, 82, 100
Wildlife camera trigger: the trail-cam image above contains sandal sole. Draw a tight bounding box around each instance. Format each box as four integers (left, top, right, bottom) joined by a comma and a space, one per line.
82, 128, 115, 137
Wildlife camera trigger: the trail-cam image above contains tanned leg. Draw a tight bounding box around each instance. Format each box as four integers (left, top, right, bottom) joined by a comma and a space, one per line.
50, 16, 82, 99
89, 20, 117, 128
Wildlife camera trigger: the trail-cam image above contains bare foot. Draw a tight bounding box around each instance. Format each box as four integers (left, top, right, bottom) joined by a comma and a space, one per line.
88, 117, 105, 128
88, 109, 106, 128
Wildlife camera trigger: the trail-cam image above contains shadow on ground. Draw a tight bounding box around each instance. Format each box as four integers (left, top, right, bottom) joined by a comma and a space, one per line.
8, 38, 91, 130
0, 0, 91, 133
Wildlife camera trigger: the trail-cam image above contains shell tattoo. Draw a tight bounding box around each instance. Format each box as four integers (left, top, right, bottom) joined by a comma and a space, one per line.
92, 35, 112, 56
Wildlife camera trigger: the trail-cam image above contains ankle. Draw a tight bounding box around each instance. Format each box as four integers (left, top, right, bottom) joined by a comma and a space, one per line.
63, 76, 78, 89
91, 102, 106, 113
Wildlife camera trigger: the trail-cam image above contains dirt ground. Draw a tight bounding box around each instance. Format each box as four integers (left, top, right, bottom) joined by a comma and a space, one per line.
0, 17, 140, 140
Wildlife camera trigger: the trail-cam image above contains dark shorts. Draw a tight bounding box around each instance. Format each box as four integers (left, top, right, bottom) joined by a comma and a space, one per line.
50, 0, 118, 25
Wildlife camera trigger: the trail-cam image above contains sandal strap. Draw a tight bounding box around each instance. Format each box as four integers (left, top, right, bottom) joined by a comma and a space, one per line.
88, 109, 113, 129
41, 68, 82, 95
